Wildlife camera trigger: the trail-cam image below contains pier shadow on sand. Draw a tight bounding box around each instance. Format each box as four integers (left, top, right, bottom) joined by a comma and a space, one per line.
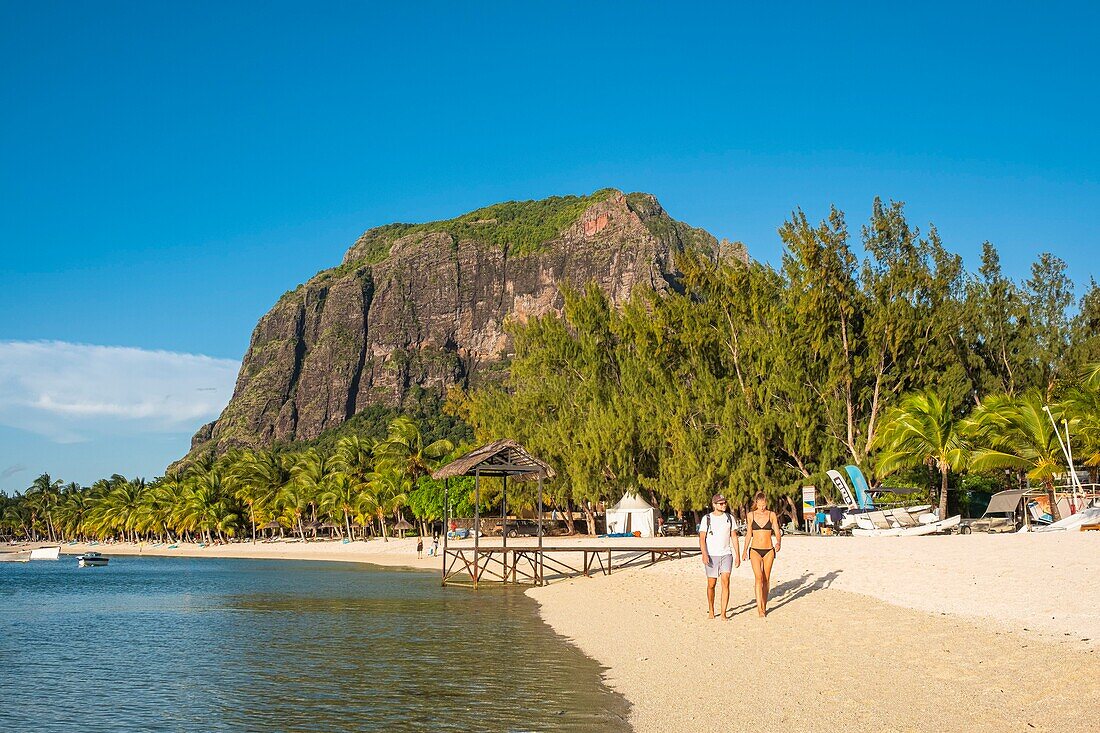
725, 570, 842, 618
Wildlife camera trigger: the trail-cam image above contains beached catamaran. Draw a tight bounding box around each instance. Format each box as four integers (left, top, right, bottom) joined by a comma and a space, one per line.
827, 465, 962, 536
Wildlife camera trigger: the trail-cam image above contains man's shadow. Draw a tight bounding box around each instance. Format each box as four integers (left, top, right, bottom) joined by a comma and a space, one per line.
725, 570, 842, 618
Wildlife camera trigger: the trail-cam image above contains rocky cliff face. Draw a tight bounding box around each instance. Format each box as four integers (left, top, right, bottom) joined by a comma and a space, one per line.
187, 189, 743, 458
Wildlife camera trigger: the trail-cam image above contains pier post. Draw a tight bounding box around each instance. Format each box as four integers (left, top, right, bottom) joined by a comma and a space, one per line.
537, 475, 544, 585
502, 474, 508, 550
474, 468, 480, 589
442, 478, 449, 585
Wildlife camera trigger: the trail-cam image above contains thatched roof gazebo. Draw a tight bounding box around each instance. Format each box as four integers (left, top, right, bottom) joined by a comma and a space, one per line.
393, 517, 414, 536
431, 439, 554, 587
431, 439, 555, 483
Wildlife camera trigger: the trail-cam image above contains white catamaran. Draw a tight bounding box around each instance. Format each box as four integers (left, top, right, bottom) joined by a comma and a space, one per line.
828, 466, 961, 536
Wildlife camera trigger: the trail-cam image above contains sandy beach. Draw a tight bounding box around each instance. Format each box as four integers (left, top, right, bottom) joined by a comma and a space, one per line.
16, 532, 1099, 732
43, 536, 442, 572
530, 532, 1099, 733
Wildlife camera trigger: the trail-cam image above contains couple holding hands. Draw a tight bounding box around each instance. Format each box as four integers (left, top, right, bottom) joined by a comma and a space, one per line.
698, 491, 781, 619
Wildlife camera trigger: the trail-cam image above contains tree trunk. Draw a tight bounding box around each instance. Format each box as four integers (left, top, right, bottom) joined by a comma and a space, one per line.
938, 468, 949, 518
784, 495, 800, 528
562, 498, 577, 536
1045, 479, 1062, 522
582, 504, 598, 536
344, 510, 352, 540
297, 515, 307, 542
249, 503, 257, 544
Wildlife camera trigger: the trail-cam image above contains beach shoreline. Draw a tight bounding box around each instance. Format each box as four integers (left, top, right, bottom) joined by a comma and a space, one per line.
10, 532, 1099, 732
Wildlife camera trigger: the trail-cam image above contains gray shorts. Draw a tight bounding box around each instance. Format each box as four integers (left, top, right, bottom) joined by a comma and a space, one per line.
704, 553, 733, 578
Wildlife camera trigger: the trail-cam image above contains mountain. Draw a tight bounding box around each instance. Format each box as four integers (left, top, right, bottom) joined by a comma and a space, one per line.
183, 189, 744, 460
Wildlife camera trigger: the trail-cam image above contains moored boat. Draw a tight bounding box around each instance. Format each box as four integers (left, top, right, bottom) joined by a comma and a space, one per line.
77, 552, 109, 567
29, 546, 61, 560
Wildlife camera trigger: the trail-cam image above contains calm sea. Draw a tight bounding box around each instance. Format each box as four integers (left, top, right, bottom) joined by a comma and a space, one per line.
0, 556, 629, 732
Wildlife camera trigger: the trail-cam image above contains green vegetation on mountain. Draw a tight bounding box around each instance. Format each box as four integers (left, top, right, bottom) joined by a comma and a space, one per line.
348, 188, 620, 264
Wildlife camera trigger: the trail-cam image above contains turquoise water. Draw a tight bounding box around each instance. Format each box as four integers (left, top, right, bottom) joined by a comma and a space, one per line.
0, 556, 629, 732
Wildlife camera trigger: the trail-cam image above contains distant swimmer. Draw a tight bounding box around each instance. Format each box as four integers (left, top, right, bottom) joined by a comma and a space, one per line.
742, 491, 781, 617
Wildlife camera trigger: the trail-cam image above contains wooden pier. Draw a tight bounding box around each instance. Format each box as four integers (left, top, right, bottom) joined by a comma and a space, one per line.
431, 439, 698, 588
441, 544, 700, 587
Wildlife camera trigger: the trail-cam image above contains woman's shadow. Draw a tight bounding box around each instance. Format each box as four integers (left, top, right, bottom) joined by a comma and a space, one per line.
726, 570, 842, 618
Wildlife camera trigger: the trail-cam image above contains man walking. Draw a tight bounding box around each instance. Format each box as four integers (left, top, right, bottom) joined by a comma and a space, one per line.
699, 493, 741, 619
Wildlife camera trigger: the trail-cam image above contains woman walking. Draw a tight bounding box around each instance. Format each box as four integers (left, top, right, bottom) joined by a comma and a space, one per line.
742, 491, 781, 617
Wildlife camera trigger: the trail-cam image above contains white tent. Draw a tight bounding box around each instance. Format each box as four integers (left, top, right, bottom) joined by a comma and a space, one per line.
605, 493, 659, 537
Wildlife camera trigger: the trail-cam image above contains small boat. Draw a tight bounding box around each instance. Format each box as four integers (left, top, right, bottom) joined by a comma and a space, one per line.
77, 552, 109, 567
0, 546, 61, 562
30, 546, 61, 560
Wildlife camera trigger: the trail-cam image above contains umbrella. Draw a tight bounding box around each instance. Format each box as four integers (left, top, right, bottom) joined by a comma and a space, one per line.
259, 521, 282, 530
393, 517, 414, 532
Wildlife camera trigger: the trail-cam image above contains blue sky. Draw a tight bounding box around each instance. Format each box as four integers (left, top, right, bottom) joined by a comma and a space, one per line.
2, 2, 1098, 490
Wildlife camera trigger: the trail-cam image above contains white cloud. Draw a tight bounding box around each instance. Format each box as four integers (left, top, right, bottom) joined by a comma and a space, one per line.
0, 341, 240, 443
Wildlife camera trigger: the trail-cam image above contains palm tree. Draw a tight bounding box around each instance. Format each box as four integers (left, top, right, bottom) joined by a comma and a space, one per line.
134, 477, 182, 542
335, 435, 374, 482
230, 449, 291, 543
25, 473, 63, 541
966, 391, 1069, 521
93, 477, 147, 541
1, 499, 31, 541
1062, 363, 1100, 477
364, 466, 412, 541
276, 481, 313, 542
319, 474, 359, 539
374, 416, 453, 480
54, 484, 88, 540
289, 449, 339, 536
178, 467, 235, 543
872, 391, 968, 518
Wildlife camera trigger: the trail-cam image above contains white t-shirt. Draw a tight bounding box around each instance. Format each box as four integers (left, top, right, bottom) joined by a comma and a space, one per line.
700, 512, 735, 556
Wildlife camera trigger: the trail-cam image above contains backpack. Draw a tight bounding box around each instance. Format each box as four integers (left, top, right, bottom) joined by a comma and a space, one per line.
703, 510, 734, 535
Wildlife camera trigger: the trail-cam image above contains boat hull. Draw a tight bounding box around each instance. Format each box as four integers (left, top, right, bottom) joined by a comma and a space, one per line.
29, 546, 61, 560
851, 515, 961, 537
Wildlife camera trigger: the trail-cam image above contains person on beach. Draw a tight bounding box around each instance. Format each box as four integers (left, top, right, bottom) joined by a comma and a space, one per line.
698, 493, 741, 619
417, 537, 424, 558
742, 491, 781, 617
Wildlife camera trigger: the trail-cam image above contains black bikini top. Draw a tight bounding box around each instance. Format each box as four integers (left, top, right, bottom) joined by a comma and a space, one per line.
751, 513, 773, 531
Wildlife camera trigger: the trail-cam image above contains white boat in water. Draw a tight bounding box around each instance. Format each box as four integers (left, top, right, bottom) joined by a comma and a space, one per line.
77, 552, 109, 567
0, 546, 61, 562
29, 546, 61, 560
